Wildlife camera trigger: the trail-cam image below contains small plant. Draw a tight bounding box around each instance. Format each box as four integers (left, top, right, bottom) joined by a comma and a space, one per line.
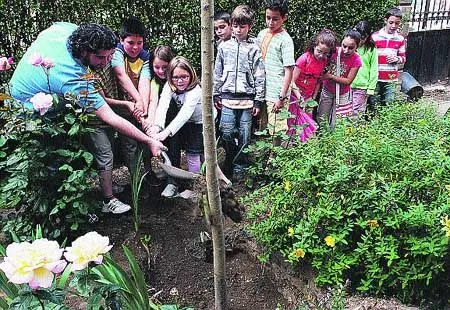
130, 148, 149, 232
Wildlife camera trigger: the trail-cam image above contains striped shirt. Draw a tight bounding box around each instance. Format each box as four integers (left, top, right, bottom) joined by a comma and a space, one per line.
372, 29, 406, 82
257, 28, 295, 101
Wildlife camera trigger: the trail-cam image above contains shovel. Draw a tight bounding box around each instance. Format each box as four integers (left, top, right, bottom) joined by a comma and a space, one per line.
159, 151, 200, 180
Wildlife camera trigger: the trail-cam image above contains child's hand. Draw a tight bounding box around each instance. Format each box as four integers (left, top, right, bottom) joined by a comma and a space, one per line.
214, 99, 222, 110
272, 99, 284, 113
322, 72, 333, 80
155, 129, 171, 141
386, 55, 399, 64
252, 107, 260, 117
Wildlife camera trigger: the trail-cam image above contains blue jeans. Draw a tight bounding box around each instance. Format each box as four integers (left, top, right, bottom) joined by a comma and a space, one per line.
375, 81, 396, 106
220, 107, 252, 171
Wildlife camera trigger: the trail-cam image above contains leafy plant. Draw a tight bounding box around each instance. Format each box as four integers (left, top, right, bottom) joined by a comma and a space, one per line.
130, 148, 149, 232
245, 101, 450, 306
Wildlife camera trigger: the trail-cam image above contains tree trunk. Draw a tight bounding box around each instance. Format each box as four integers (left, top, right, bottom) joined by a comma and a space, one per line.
199, 0, 227, 309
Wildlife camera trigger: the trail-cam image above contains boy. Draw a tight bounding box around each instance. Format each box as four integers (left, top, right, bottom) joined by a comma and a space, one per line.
371, 7, 406, 107
257, 0, 295, 138
213, 5, 265, 177
111, 16, 151, 170
214, 11, 233, 46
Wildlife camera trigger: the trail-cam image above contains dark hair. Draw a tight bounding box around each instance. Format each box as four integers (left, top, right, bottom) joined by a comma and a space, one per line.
151, 45, 175, 84
305, 28, 337, 56
354, 20, 375, 51
119, 16, 147, 39
264, 0, 289, 16
385, 7, 402, 19
214, 11, 231, 24
343, 29, 361, 46
231, 5, 254, 26
68, 23, 118, 59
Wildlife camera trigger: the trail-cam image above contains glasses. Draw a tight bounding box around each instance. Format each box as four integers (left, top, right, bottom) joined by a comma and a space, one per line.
171, 75, 190, 81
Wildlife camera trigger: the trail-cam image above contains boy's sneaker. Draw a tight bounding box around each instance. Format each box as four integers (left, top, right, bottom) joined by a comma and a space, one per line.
161, 184, 178, 198
102, 198, 131, 214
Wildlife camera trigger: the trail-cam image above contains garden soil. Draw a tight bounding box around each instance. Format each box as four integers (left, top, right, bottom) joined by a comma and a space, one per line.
69, 166, 421, 310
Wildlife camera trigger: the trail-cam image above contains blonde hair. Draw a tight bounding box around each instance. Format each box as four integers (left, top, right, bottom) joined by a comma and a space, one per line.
166, 56, 199, 92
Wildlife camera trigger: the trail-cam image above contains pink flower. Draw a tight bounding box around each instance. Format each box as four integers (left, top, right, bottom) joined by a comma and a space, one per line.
29, 92, 53, 115
7, 57, 14, 65
42, 57, 54, 69
0, 57, 11, 71
29, 53, 44, 66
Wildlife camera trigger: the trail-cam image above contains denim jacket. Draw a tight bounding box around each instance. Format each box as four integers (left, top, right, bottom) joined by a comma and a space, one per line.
213, 36, 265, 107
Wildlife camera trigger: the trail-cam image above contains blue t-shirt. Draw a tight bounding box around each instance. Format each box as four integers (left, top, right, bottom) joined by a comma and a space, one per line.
10, 22, 106, 111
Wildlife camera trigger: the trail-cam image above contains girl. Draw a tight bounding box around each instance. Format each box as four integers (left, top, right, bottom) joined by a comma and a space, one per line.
152, 56, 230, 198
351, 21, 378, 116
318, 29, 362, 129
288, 29, 337, 141
144, 45, 175, 133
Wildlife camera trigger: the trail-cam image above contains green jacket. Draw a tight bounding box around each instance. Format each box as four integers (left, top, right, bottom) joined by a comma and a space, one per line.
351, 46, 378, 95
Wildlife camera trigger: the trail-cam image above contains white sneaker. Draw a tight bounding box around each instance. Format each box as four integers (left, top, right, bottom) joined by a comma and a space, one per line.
102, 198, 131, 214
161, 184, 178, 198
179, 189, 197, 200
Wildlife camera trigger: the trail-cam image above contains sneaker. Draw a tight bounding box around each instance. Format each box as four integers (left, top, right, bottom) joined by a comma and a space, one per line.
179, 189, 197, 200
161, 183, 178, 198
102, 198, 131, 214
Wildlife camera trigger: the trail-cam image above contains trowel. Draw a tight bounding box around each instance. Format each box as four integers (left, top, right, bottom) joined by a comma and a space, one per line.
159, 151, 200, 180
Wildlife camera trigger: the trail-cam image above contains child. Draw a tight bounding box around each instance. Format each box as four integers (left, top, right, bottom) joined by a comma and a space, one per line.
214, 11, 233, 46
112, 16, 150, 115
145, 45, 175, 131
351, 21, 378, 116
288, 29, 337, 141
111, 16, 151, 169
318, 29, 362, 129
371, 7, 406, 107
151, 56, 230, 197
257, 0, 295, 137
213, 5, 265, 177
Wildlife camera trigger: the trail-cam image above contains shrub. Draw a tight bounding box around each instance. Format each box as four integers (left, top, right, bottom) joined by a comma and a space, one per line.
245, 102, 450, 305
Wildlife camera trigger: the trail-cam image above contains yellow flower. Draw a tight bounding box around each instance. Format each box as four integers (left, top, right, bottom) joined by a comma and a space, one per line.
284, 180, 291, 192
287, 227, 294, 237
367, 219, 379, 228
441, 216, 450, 237
324, 235, 336, 247
292, 248, 305, 259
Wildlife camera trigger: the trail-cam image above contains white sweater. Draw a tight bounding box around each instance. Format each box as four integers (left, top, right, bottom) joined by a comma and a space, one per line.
154, 83, 203, 136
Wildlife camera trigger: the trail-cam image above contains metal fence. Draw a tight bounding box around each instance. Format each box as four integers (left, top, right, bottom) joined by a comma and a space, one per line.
410, 0, 450, 31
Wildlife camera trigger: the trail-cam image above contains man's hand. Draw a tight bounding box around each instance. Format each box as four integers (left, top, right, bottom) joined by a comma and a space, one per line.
147, 138, 167, 157
252, 107, 260, 117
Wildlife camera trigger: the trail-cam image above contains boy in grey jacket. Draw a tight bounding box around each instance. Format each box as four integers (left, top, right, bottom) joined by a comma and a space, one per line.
213, 4, 265, 177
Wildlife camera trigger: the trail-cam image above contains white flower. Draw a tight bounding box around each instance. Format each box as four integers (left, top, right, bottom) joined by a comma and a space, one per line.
29, 92, 53, 115
64, 232, 112, 271
0, 239, 66, 289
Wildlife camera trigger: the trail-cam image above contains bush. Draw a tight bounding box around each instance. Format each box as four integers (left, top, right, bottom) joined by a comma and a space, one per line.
0, 90, 98, 240
245, 102, 450, 306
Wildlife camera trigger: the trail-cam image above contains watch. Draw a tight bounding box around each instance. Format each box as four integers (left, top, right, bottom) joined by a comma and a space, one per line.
279, 95, 288, 101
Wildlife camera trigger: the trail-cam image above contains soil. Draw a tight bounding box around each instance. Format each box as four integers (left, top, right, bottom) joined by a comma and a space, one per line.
68, 166, 422, 310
